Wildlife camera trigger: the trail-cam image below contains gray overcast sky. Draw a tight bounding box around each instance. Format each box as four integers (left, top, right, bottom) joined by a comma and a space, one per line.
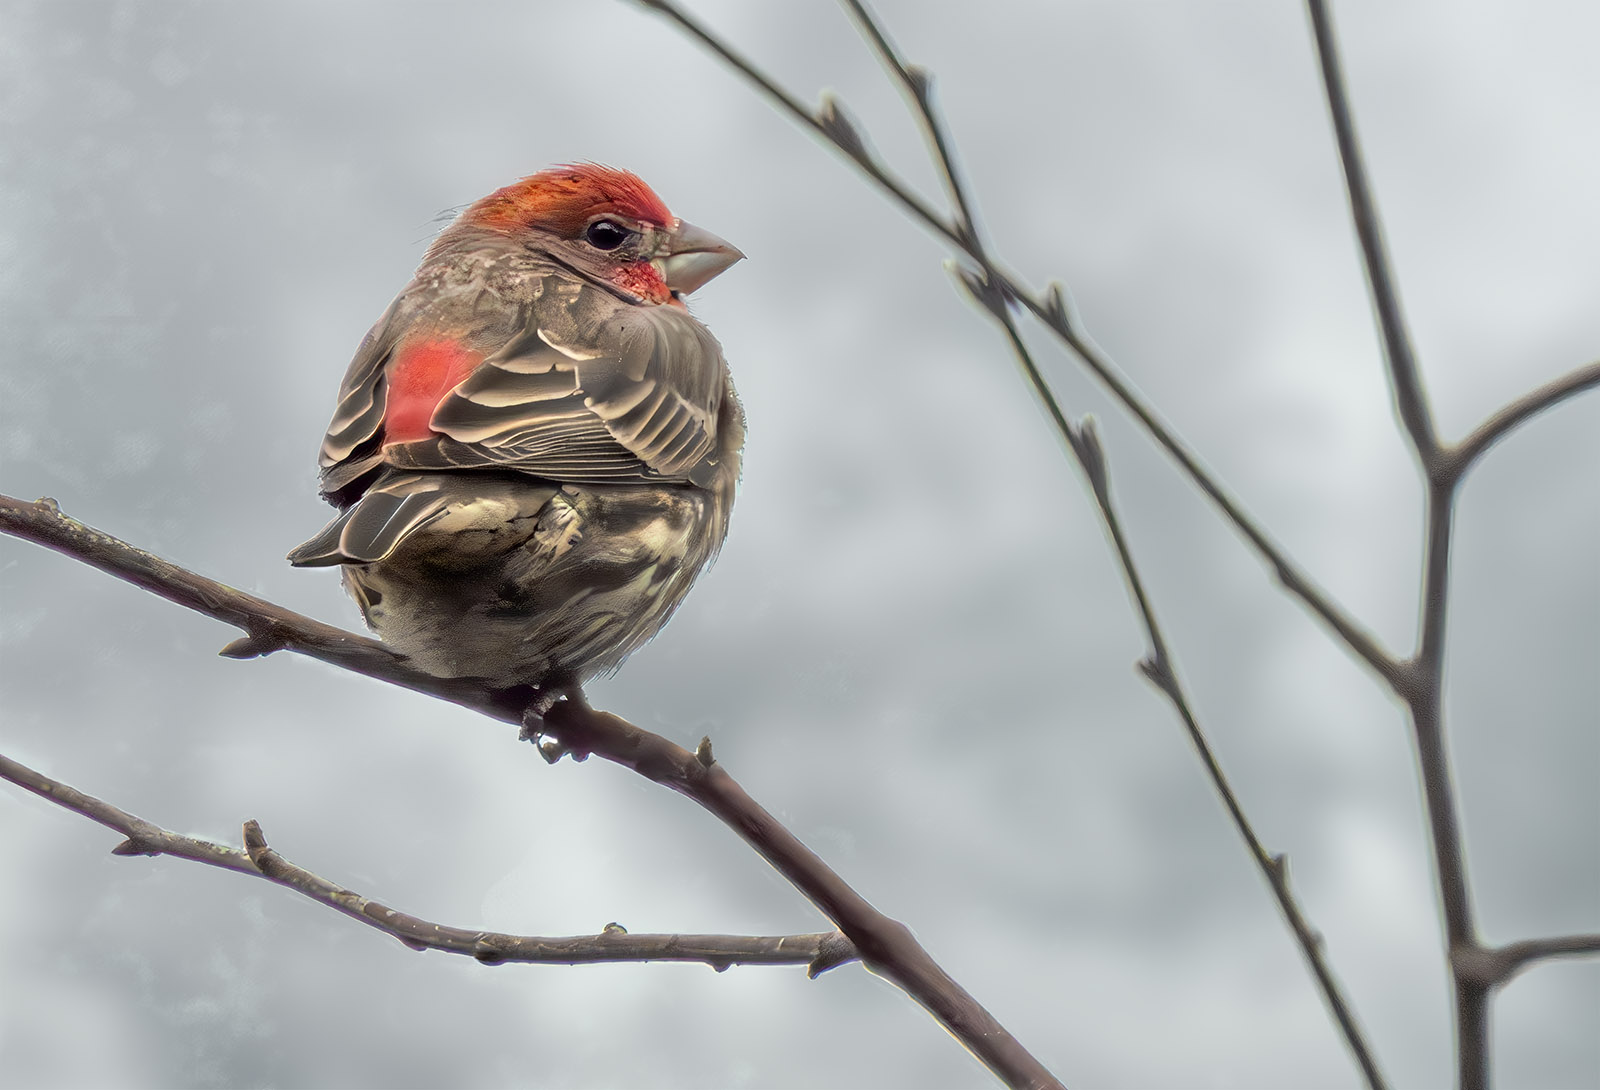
2, 1, 1596, 1087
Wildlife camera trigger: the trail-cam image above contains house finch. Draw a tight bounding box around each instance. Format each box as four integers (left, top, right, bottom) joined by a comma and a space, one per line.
288, 165, 744, 712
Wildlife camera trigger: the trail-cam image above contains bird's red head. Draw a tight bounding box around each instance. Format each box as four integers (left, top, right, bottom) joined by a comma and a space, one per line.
462, 163, 677, 238
433, 164, 741, 308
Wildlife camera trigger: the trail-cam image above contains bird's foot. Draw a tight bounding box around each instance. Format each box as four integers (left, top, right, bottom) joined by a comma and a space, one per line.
519, 680, 591, 764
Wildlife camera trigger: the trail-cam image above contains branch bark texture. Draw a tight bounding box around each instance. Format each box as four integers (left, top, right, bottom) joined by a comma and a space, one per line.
0, 751, 851, 971
0, 493, 1061, 1090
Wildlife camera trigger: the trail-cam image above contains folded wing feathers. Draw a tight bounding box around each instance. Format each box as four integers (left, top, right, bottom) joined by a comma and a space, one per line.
430, 389, 592, 444
336, 479, 453, 563
315, 287, 725, 498
597, 388, 710, 475
452, 356, 579, 409
316, 300, 405, 471
320, 365, 389, 470
415, 322, 719, 482
288, 474, 452, 566
580, 324, 720, 478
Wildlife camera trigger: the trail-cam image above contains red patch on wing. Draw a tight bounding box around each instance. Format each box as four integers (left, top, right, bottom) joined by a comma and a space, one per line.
463, 163, 675, 237
384, 337, 482, 444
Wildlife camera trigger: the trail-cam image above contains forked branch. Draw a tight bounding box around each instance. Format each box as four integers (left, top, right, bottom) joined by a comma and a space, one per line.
658, 2, 1387, 1084
1467, 935, 1600, 987
1446, 359, 1600, 477
640, 4, 1600, 1089
634, 0, 1405, 691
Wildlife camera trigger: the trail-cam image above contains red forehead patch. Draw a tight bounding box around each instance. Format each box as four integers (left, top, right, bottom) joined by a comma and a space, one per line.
464, 164, 675, 237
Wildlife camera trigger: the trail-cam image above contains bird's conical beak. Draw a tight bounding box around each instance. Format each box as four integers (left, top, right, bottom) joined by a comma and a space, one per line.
658, 219, 744, 295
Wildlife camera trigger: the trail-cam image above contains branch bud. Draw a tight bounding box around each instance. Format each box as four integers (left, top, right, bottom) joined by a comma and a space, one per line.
1073, 414, 1108, 498
947, 261, 1008, 319
1042, 281, 1080, 338
817, 92, 872, 164
904, 64, 933, 105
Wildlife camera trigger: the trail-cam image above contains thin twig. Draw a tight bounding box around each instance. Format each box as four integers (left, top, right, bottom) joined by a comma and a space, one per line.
1445, 359, 1600, 477
700, 3, 1393, 1080
641, 5, 1600, 1088
844, 3, 1383, 1074
0, 752, 851, 972
957, 274, 1387, 1090
840, 0, 983, 252
633, 0, 1403, 692
0, 494, 1061, 1090
1467, 934, 1600, 987
1303, 2, 1486, 1085
1305, 0, 1436, 461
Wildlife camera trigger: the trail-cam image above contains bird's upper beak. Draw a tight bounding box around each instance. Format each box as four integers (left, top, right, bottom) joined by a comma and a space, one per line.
657, 219, 744, 295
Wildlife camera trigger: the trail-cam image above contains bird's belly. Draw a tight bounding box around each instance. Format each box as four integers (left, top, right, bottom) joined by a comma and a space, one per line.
344, 479, 718, 690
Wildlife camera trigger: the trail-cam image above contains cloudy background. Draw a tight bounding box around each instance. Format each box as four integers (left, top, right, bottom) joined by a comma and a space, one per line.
2, 1, 1596, 1086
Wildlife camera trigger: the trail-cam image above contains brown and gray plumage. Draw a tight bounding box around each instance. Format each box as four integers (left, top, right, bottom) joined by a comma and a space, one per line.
288, 165, 744, 704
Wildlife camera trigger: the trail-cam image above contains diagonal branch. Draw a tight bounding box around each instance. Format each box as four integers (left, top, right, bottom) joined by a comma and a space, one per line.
856, 42, 1388, 1072
641, 6, 1597, 1088
0, 751, 852, 972
645, 5, 1397, 1079
840, 0, 983, 252
1445, 359, 1600, 478
952, 268, 1387, 1090
0, 493, 1062, 1090
643, 6, 1597, 1087
0, 497, 532, 720
1304, 0, 1436, 463
634, 0, 1404, 694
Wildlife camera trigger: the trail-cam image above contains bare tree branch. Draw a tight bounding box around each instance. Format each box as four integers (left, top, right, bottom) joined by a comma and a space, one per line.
0, 496, 532, 718
520, 705, 1064, 1090
0, 493, 1062, 1090
1304, 0, 1436, 460
855, 0, 1384, 1070
1303, 5, 1600, 1088
0, 751, 853, 972
963, 276, 1388, 1090
1460, 935, 1600, 988
1445, 359, 1600, 477
9, 5, 1588, 1085
840, 0, 983, 252
640, 5, 1598, 1089
632, 0, 1405, 693
1301, 4, 1511, 1087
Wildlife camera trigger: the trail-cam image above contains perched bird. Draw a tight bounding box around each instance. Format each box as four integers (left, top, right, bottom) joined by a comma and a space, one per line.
289, 165, 744, 712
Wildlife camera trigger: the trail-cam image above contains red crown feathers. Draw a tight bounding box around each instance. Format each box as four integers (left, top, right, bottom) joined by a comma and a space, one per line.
463, 163, 675, 237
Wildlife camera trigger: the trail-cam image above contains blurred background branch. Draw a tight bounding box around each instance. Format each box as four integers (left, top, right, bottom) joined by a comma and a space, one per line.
637, 1, 1600, 1087
1305, 2, 1597, 1084
841, 0, 1382, 1078
636, 0, 1405, 689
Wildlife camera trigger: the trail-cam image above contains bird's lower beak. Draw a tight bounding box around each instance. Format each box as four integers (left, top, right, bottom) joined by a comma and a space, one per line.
657, 219, 744, 295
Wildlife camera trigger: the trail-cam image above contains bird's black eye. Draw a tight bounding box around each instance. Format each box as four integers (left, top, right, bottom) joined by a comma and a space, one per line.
584, 219, 631, 251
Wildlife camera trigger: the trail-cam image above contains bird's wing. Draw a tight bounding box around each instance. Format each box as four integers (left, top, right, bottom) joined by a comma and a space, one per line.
286, 473, 456, 566
312, 264, 730, 501
314, 294, 407, 499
